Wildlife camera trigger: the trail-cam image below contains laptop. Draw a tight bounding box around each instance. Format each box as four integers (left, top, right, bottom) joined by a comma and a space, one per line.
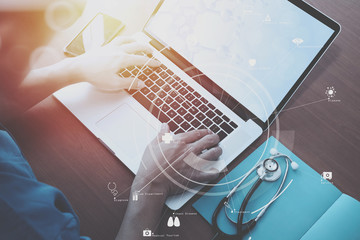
54, 0, 340, 210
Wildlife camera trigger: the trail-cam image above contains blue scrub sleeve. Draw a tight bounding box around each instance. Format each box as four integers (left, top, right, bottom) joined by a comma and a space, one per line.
0, 129, 91, 240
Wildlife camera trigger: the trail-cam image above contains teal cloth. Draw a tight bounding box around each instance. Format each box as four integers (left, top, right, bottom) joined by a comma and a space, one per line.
193, 136, 360, 239
0, 129, 90, 240
301, 194, 360, 240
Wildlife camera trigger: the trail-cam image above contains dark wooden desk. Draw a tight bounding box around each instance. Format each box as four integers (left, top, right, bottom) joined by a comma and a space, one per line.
6, 0, 360, 239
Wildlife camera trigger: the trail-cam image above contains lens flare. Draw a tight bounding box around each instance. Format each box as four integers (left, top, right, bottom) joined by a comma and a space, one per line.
45, 0, 78, 31
29, 46, 62, 69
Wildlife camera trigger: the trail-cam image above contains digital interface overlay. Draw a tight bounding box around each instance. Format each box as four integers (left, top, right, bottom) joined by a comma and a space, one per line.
146, 0, 335, 122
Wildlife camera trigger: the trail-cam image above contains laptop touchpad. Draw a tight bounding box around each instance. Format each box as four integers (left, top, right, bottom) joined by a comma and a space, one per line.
96, 104, 157, 165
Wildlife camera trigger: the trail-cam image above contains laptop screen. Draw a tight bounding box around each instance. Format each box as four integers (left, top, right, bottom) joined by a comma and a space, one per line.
145, 0, 336, 122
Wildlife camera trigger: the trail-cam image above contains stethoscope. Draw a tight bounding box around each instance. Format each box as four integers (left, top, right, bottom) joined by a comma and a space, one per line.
211, 148, 299, 240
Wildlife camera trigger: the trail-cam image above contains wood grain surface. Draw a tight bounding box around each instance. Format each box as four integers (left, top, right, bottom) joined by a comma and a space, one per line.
4, 0, 360, 239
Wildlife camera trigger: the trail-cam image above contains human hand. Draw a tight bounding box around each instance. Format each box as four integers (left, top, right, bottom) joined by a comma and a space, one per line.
116, 124, 222, 239
69, 36, 161, 91
134, 123, 223, 196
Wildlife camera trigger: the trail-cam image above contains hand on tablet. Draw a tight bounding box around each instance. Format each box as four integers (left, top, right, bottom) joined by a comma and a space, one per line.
69, 36, 161, 91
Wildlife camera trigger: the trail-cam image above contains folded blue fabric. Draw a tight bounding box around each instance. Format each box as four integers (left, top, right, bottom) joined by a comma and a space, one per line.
193, 136, 360, 240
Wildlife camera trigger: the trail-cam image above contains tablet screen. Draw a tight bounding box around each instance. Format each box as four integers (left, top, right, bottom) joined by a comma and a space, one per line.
146, 0, 335, 122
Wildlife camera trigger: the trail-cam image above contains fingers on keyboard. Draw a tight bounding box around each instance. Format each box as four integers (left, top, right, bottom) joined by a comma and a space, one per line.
126, 61, 238, 141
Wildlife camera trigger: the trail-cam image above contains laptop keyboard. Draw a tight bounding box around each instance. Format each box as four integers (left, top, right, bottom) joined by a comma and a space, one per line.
119, 63, 238, 141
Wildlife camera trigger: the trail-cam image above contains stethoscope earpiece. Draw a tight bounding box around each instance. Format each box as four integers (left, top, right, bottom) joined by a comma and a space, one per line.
270, 148, 279, 156
270, 148, 299, 170
291, 161, 299, 170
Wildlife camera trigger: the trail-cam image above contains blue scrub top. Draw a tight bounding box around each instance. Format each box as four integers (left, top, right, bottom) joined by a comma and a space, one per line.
0, 129, 90, 240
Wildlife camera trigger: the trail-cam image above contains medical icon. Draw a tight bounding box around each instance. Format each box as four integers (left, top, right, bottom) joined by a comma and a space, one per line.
248, 59, 256, 67
132, 191, 139, 201
107, 182, 116, 191
167, 216, 180, 227
322, 172, 333, 180
174, 217, 180, 227
143, 229, 152, 237
292, 38, 304, 46
162, 133, 174, 144
265, 14, 271, 22
167, 216, 173, 227
107, 182, 118, 196
325, 86, 336, 99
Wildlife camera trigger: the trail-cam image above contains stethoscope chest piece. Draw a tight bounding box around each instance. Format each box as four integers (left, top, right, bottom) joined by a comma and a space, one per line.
256, 158, 281, 182
211, 149, 298, 240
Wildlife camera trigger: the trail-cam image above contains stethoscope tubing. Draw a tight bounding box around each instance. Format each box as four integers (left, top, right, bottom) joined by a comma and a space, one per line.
256, 159, 289, 220
226, 162, 261, 198
212, 178, 263, 240
237, 177, 262, 235
212, 155, 293, 240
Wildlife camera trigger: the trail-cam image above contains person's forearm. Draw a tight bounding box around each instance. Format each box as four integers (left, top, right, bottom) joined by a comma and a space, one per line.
0, 58, 79, 123
116, 178, 168, 240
